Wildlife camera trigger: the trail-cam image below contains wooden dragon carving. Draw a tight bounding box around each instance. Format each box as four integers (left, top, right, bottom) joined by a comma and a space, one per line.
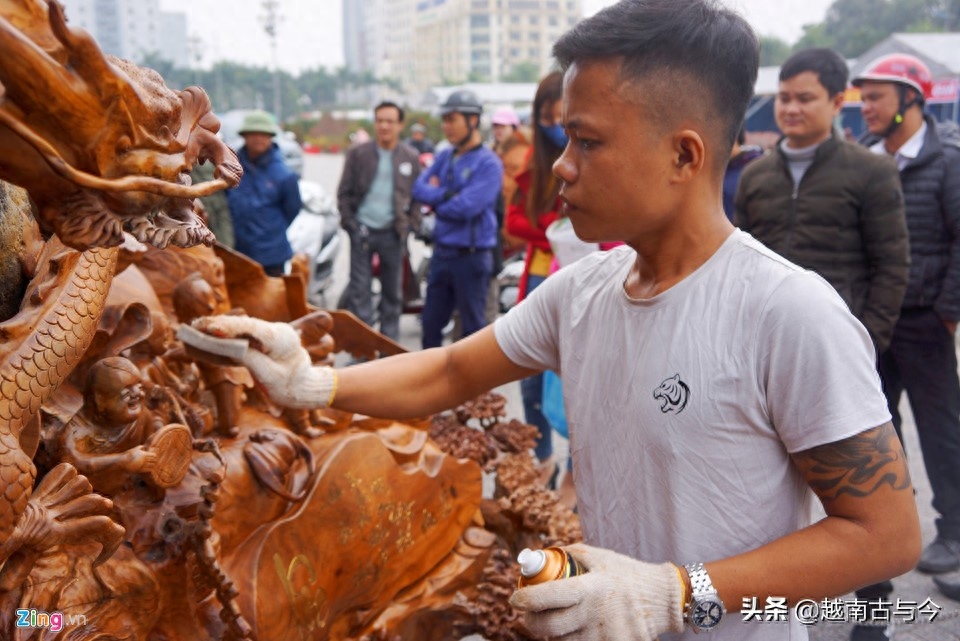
0, 0, 241, 250
0, 0, 240, 617
0, 3, 580, 640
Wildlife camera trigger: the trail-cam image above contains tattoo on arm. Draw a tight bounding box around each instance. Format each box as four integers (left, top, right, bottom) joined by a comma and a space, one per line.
792, 424, 912, 500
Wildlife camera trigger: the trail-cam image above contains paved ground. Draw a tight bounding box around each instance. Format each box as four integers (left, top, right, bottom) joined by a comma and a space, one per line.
308, 152, 960, 640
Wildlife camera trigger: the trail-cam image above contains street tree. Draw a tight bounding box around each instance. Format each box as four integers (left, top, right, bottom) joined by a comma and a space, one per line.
759, 36, 792, 66
795, 0, 950, 56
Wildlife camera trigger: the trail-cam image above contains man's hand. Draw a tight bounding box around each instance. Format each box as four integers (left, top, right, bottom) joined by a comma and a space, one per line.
946, 319, 958, 335
509, 543, 685, 641
192, 316, 337, 410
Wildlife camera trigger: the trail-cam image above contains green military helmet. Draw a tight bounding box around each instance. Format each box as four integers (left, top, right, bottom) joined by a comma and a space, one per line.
238, 110, 278, 136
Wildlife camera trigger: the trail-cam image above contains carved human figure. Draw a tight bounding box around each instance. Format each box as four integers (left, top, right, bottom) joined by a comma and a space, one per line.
134, 312, 199, 396
128, 311, 211, 436
207, 256, 233, 315
55, 357, 159, 496
171, 272, 252, 438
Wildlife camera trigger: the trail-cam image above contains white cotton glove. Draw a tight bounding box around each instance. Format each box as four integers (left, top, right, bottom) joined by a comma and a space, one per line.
192, 315, 337, 410
510, 543, 685, 641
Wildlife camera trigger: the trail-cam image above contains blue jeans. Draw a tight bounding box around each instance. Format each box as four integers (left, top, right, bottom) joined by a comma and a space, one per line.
520, 274, 553, 461
421, 250, 492, 349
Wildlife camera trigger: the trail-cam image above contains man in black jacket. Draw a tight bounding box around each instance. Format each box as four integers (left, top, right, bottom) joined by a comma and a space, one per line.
735, 48, 908, 354
854, 53, 960, 611
337, 101, 421, 340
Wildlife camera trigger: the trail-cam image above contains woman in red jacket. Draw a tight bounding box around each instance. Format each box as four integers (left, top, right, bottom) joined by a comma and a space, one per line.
505, 71, 566, 471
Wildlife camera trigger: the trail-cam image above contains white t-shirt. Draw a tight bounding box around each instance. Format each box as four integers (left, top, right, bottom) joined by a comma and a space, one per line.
494, 230, 891, 641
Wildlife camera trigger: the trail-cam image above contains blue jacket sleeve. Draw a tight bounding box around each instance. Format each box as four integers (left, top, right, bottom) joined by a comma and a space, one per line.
280, 173, 302, 226
435, 153, 503, 221
411, 153, 449, 205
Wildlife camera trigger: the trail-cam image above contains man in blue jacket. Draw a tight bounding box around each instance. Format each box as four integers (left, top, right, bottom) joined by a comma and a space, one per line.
413, 90, 503, 348
226, 110, 302, 276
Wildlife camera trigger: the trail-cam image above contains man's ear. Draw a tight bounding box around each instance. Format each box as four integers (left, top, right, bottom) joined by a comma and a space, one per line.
671, 129, 706, 183
831, 91, 845, 113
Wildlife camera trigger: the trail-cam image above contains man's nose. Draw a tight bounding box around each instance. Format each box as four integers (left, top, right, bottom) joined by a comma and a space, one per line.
553, 151, 575, 184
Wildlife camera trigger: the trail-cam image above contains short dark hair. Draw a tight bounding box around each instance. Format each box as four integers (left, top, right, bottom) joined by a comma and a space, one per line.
779, 48, 849, 97
374, 101, 404, 123
553, 0, 759, 159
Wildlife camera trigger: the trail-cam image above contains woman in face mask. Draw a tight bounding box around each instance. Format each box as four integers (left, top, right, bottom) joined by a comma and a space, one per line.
504, 71, 568, 486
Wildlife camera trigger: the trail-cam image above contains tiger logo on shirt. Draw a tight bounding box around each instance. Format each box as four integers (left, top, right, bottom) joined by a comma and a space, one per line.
653, 374, 690, 414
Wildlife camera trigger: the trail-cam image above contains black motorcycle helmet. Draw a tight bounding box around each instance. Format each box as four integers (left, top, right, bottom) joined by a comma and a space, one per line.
440, 90, 483, 148
440, 89, 483, 115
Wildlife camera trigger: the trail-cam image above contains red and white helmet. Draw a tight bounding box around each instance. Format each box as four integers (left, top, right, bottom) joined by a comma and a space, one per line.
852, 53, 933, 101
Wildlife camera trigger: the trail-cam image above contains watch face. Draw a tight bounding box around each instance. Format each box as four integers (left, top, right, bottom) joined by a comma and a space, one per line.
692, 599, 724, 630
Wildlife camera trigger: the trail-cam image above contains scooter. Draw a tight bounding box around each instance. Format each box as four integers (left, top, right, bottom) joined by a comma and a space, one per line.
287, 180, 342, 307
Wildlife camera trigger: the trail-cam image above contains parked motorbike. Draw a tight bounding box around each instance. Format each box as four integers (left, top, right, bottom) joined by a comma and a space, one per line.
287, 179, 342, 307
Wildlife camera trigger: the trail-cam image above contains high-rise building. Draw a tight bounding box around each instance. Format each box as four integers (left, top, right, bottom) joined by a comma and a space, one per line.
344, 0, 582, 95
343, 0, 367, 72
59, 0, 189, 68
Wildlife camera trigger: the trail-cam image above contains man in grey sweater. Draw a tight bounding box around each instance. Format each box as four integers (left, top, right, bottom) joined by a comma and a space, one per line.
337, 101, 421, 340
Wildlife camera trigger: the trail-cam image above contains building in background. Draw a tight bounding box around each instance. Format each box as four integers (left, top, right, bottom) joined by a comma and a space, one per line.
59, 0, 189, 67
343, 0, 367, 72
344, 0, 582, 95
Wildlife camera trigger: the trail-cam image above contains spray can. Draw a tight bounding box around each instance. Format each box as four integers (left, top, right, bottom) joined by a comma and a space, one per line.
517, 547, 585, 587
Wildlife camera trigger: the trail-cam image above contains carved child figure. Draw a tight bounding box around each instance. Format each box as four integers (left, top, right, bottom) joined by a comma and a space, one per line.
171, 272, 253, 438
139, 313, 195, 392
130, 310, 211, 436
56, 357, 159, 496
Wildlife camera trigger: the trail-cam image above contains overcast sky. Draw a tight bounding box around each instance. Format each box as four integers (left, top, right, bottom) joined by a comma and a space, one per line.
158, 0, 835, 74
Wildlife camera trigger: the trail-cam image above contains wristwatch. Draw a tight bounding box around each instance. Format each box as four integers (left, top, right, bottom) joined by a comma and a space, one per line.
683, 562, 725, 633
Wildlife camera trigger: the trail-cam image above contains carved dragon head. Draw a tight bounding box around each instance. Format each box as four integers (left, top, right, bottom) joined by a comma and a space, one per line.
0, 0, 243, 249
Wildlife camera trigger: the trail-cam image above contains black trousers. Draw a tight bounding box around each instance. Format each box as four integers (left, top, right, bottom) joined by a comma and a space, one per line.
859, 306, 960, 597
